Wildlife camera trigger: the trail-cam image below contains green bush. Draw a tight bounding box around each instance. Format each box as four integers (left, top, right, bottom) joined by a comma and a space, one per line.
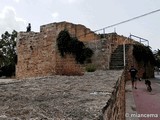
57, 30, 93, 64
133, 44, 155, 65
85, 64, 96, 72
56, 30, 71, 57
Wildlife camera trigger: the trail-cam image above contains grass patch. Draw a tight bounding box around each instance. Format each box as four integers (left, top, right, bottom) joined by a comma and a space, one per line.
85, 64, 96, 72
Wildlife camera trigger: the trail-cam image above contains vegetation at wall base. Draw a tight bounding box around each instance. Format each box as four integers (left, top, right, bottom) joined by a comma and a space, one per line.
85, 64, 96, 72
57, 30, 93, 64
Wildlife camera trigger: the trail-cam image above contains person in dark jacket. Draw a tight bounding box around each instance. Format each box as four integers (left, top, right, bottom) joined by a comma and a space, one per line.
26, 23, 31, 32
129, 66, 138, 89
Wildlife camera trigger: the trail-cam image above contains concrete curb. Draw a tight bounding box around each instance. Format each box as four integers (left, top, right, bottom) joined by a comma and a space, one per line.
125, 81, 139, 120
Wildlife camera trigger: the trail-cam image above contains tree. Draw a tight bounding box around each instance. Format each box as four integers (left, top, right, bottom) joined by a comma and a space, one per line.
154, 49, 160, 68
0, 30, 17, 77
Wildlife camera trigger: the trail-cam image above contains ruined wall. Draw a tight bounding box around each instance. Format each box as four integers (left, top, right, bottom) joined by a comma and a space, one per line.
16, 21, 147, 79
103, 71, 125, 120
40, 21, 100, 42
86, 39, 112, 69
125, 45, 154, 80
85, 33, 134, 70
55, 54, 84, 75
16, 31, 57, 79
105, 33, 134, 53
17, 22, 93, 79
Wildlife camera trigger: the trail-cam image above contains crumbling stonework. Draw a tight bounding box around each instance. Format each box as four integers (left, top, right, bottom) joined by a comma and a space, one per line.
125, 45, 154, 80
16, 31, 56, 79
16, 21, 152, 79
17, 21, 131, 79
40, 21, 99, 42
103, 71, 125, 120
85, 33, 134, 70
17, 21, 98, 79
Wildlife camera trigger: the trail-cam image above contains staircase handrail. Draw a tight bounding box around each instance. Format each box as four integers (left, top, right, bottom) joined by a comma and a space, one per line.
123, 37, 130, 67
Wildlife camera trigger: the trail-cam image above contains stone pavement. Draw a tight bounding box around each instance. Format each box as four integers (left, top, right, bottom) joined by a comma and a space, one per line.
126, 73, 160, 120
125, 81, 139, 120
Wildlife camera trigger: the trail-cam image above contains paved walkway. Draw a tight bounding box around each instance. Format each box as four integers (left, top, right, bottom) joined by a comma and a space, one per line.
126, 74, 160, 120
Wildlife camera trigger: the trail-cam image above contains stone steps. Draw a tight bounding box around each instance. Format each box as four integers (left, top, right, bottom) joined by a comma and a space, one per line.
110, 45, 130, 70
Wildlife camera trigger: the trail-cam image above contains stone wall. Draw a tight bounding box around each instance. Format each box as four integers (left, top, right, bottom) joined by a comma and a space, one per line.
103, 71, 125, 120
17, 21, 92, 79
55, 54, 84, 75
125, 45, 154, 80
16, 31, 57, 79
40, 21, 100, 42
106, 33, 134, 53
17, 21, 131, 78
104, 34, 154, 79
16, 21, 151, 79
85, 39, 112, 69
85, 33, 134, 70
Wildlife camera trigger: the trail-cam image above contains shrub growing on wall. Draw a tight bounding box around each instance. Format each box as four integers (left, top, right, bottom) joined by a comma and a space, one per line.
133, 44, 155, 65
57, 30, 71, 57
57, 30, 93, 64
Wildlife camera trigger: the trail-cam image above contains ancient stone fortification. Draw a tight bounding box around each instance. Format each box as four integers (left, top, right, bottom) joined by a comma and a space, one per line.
16, 21, 98, 79
125, 45, 154, 80
86, 33, 134, 69
16, 21, 133, 79
16, 21, 153, 79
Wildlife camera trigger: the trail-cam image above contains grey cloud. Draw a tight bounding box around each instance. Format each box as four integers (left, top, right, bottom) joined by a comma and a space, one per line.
0, 6, 26, 35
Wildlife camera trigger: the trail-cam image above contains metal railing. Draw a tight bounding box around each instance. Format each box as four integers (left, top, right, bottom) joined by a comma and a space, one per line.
123, 34, 150, 67
130, 34, 149, 46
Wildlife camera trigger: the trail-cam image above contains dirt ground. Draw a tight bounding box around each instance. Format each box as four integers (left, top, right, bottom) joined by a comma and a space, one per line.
0, 70, 122, 120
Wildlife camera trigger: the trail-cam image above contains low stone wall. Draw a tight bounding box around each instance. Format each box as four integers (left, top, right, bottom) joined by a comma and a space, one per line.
103, 71, 125, 120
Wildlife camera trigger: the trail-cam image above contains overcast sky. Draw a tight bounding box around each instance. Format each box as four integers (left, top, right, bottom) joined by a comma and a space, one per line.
0, 0, 160, 50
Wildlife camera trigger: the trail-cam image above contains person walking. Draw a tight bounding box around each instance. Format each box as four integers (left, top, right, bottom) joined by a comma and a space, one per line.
129, 66, 138, 89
